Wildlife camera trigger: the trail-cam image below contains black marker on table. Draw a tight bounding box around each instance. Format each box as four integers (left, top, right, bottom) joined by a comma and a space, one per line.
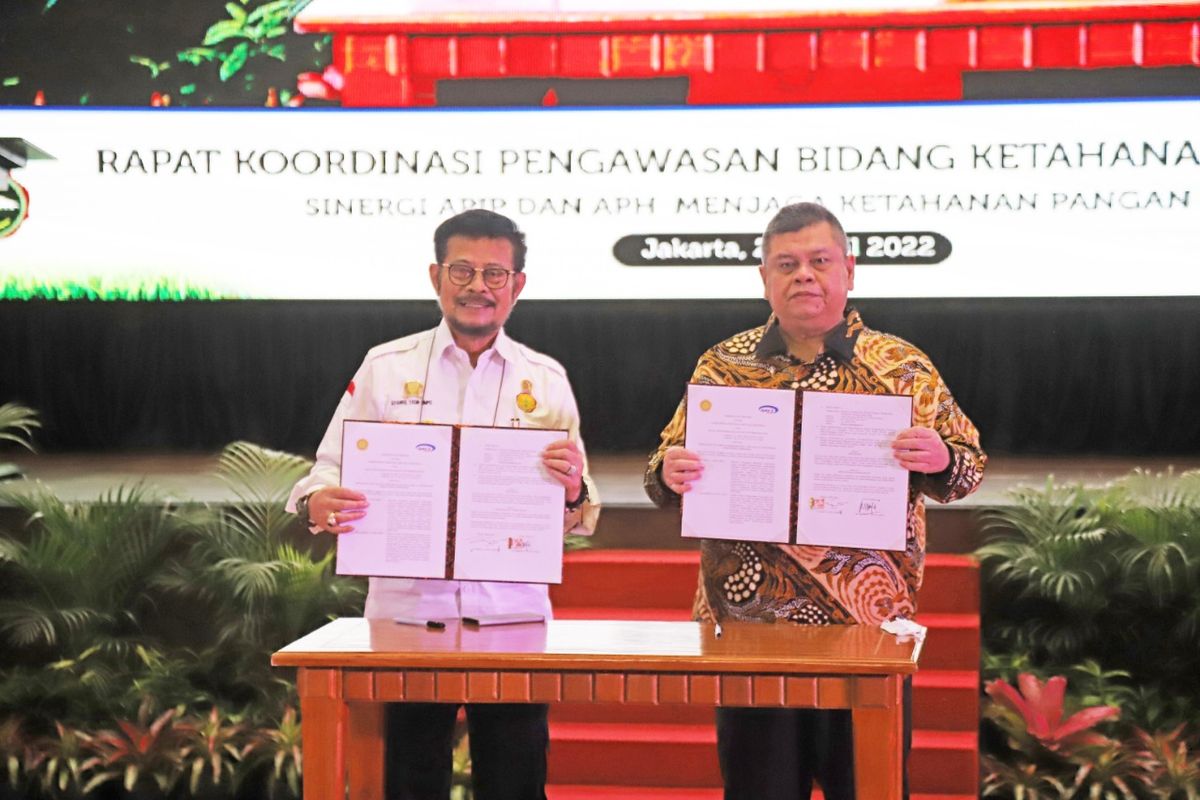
394, 617, 447, 630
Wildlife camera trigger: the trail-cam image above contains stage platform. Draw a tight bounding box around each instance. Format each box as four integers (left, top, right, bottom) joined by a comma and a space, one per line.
3, 452, 1198, 553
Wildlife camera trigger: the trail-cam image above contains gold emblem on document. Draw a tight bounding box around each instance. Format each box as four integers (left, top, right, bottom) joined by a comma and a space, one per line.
516, 379, 538, 413
699, 399, 713, 412
357, 438, 369, 450
404, 380, 424, 398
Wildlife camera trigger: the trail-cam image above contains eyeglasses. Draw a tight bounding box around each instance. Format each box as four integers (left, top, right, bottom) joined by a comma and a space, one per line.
442, 262, 516, 290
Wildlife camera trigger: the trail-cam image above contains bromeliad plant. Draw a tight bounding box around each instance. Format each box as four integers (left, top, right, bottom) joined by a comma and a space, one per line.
982, 672, 1200, 800
82, 700, 187, 797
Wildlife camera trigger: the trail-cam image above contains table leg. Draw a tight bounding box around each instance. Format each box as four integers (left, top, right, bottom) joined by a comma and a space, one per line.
851, 675, 904, 800
347, 702, 386, 800
298, 669, 348, 800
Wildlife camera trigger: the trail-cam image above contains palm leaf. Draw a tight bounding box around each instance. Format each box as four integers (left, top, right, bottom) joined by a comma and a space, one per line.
0, 403, 40, 451
216, 441, 311, 507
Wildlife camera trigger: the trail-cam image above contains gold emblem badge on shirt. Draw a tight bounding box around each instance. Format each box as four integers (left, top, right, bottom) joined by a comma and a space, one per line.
516, 379, 538, 413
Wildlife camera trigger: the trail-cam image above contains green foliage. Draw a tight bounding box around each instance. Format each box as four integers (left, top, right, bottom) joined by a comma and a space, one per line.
0, 439, 367, 797
5, 0, 332, 107
0, 404, 40, 452
980, 470, 1200, 798
2, 275, 229, 301
978, 470, 1200, 731
0, 482, 190, 666
156, 442, 364, 711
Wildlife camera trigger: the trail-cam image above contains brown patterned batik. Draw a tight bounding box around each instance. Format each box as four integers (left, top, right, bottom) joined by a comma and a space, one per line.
646, 308, 986, 626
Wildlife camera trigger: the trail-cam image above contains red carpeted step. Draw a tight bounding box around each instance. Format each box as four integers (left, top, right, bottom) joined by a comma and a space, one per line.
548, 722, 720, 787
912, 670, 980, 731
547, 789, 975, 800
917, 554, 981, 614
552, 550, 699, 610
911, 730, 979, 795
547, 787, 722, 800
912, 613, 980, 671
548, 723, 977, 794
555, 606, 693, 621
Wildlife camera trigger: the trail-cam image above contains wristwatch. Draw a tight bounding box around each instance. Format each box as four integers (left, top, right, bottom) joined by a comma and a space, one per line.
294, 492, 316, 526
565, 480, 589, 511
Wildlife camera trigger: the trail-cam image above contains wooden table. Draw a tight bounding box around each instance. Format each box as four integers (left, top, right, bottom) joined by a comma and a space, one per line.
272, 618, 921, 799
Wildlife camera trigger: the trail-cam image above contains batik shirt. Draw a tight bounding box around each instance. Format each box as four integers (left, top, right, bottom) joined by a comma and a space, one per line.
645, 308, 986, 626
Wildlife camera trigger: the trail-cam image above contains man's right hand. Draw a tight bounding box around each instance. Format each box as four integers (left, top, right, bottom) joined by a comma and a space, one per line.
662, 446, 705, 495
308, 486, 369, 533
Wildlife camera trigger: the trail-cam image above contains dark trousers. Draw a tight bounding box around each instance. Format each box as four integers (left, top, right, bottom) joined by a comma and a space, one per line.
716, 677, 912, 800
385, 702, 549, 800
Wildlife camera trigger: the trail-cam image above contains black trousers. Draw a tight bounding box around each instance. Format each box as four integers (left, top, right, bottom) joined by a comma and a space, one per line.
716, 677, 912, 800
385, 702, 550, 800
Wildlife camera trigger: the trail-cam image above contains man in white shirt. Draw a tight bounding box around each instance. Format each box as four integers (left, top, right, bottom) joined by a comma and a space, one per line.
288, 209, 598, 800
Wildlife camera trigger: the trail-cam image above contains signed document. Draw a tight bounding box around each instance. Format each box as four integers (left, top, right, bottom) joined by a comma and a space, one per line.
452, 426, 564, 583
337, 421, 565, 582
681, 384, 796, 542
337, 420, 454, 579
797, 391, 912, 551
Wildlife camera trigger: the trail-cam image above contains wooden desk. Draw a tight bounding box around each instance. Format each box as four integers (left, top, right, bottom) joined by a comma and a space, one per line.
272, 618, 921, 799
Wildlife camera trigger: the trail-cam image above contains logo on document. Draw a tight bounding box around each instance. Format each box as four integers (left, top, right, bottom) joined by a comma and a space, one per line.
415, 443, 437, 452
506, 537, 532, 551
699, 399, 713, 412
758, 404, 779, 414
356, 438, 369, 450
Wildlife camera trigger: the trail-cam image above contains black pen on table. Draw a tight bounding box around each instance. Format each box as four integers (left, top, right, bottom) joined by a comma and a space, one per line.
394, 616, 447, 630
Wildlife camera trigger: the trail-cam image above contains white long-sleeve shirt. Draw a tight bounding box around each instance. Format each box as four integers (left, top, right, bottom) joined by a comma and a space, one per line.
287, 319, 598, 620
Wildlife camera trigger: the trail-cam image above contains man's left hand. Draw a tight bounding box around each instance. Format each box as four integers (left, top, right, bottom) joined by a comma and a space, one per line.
892, 426, 951, 473
542, 438, 584, 503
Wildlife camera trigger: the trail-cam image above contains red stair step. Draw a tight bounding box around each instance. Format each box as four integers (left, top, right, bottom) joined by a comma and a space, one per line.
917, 554, 981, 614
912, 670, 980, 732
555, 607, 692, 621
548, 790, 975, 800
549, 722, 720, 787
910, 730, 979, 795
548, 788, 722, 800
913, 613, 980, 671
549, 723, 976, 794
552, 550, 699, 609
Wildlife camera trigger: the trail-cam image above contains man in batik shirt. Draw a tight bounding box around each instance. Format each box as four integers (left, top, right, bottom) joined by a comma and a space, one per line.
644, 202, 986, 800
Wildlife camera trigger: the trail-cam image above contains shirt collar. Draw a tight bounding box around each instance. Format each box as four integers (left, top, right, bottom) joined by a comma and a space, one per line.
434, 318, 516, 365
754, 307, 862, 363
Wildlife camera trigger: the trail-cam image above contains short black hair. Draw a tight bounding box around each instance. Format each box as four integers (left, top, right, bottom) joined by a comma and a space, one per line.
433, 209, 528, 272
762, 202, 849, 258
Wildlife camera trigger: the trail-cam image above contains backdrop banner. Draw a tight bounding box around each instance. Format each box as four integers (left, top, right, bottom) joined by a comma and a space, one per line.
2, 98, 1197, 300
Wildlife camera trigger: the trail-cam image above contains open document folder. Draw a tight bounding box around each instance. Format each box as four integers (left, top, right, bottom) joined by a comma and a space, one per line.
337, 420, 566, 582
681, 384, 911, 551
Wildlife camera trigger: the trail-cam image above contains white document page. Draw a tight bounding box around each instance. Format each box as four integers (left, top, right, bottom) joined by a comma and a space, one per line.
796, 391, 912, 551
681, 384, 796, 542
337, 420, 454, 578
451, 426, 565, 584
